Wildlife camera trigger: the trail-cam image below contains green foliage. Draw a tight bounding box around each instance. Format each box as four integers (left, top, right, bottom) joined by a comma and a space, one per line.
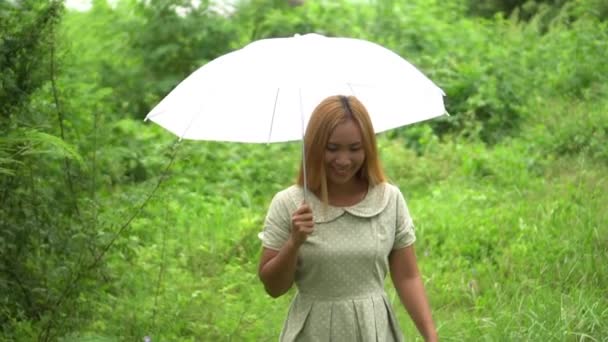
385, 139, 607, 340
20, 129, 85, 165
467, 0, 565, 19
0, 0, 63, 122
1, 0, 607, 340
522, 90, 608, 164
364, 1, 608, 144
129, 0, 239, 113
0, 1, 91, 339
61, 0, 239, 120
466, 0, 608, 22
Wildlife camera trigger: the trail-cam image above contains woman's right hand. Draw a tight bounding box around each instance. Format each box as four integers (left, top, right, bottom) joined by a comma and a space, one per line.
289, 202, 314, 247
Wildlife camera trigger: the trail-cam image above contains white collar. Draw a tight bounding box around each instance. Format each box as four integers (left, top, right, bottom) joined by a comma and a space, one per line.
285, 183, 391, 223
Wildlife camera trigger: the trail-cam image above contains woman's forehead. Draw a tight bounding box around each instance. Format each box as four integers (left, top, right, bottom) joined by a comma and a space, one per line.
328, 120, 362, 143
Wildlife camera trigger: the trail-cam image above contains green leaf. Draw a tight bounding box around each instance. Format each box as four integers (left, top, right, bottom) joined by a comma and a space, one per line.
19, 129, 86, 167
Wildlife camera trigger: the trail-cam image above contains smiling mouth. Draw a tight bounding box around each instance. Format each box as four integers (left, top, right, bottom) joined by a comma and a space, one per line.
333, 168, 350, 175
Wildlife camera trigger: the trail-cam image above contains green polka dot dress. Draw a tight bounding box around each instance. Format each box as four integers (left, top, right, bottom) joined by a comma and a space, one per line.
261, 182, 416, 341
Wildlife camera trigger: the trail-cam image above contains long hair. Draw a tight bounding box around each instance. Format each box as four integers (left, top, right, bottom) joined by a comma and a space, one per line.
296, 95, 386, 204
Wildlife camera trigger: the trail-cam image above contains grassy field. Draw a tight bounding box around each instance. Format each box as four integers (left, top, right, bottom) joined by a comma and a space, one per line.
3, 1, 607, 340
51, 95, 607, 341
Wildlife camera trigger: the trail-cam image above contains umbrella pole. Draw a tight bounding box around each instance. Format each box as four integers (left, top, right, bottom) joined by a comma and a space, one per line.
299, 88, 308, 202
301, 138, 307, 202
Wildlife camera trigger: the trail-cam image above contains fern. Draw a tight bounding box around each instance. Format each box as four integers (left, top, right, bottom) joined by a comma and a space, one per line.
15, 129, 85, 167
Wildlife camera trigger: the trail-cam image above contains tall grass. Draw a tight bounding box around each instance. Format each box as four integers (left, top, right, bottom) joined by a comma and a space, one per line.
58, 92, 608, 340
9, 1, 605, 340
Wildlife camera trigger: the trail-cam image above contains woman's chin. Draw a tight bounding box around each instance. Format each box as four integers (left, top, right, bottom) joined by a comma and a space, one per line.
328, 173, 355, 186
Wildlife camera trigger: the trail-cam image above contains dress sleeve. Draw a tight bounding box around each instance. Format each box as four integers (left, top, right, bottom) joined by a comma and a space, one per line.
261, 191, 292, 250
393, 189, 416, 250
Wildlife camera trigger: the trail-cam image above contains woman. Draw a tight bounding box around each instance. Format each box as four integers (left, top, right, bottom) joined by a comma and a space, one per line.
258, 95, 437, 341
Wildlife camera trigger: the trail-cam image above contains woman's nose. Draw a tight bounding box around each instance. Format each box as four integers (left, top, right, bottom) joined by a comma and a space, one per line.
335, 154, 351, 166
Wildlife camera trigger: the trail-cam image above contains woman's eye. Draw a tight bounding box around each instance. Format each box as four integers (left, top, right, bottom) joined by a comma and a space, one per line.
326, 145, 338, 151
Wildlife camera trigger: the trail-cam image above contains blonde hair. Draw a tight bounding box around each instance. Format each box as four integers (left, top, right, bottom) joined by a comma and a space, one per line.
296, 95, 386, 204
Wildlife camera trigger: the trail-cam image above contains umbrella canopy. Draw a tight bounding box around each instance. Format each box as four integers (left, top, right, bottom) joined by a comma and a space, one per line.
145, 33, 446, 142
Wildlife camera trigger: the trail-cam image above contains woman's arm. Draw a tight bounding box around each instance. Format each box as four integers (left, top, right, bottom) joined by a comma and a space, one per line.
258, 203, 314, 298
389, 245, 438, 341
258, 242, 299, 298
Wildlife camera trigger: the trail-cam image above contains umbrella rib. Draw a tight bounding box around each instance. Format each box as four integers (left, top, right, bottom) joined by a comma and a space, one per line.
178, 98, 205, 141
347, 82, 356, 97
144, 107, 166, 121
267, 88, 280, 144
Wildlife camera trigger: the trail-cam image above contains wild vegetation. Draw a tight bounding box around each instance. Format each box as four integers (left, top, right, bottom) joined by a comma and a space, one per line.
1, 0, 607, 340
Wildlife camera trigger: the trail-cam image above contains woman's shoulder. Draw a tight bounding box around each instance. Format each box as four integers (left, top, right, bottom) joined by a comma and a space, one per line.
381, 182, 404, 197
342, 181, 398, 217
378, 181, 397, 191
370, 181, 408, 208
368, 181, 403, 199
270, 184, 303, 207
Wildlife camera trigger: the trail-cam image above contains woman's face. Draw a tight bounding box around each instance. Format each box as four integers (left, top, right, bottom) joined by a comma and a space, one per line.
324, 119, 366, 188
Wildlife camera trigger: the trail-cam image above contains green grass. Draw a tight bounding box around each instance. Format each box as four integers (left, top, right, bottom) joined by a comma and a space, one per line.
41, 75, 608, 342
392, 151, 608, 341
3, 1, 608, 340
59, 111, 608, 341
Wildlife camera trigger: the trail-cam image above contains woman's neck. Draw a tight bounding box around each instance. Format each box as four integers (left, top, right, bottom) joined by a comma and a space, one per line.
327, 178, 368, 207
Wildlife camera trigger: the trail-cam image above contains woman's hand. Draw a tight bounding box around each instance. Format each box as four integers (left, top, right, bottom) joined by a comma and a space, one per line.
259, 202, 313, 297
289, 202, 314, 247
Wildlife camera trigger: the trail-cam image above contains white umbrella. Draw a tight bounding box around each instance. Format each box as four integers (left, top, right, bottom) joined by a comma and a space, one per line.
144, 33, 446, 143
